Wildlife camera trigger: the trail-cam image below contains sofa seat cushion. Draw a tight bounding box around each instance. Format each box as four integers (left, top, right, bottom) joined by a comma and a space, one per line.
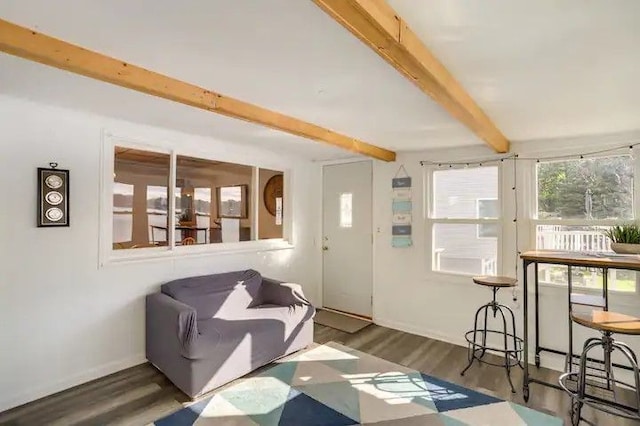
162, 269, 263, 319
252, 304, 315, 337
183, 305, 314, 361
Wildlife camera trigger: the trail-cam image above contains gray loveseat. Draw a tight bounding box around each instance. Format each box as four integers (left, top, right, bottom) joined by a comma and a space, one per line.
146, 269, 315, 398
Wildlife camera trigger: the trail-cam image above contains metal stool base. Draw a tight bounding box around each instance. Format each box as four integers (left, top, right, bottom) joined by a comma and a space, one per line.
559, 333, 640, 425
460, 287, 523, 393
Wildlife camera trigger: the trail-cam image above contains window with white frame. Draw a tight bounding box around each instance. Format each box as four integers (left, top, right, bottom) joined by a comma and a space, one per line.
477, 199, 499, 238
533, 154, 636, 292
110, 144, 285, 254
429, 166, 500, 276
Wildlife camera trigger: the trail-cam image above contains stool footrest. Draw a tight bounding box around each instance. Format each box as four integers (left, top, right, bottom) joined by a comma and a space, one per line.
560, 372, 640, 421
464, 330, 524, 355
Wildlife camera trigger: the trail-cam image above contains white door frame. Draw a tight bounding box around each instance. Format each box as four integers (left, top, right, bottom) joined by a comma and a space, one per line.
319, 158, 374, 318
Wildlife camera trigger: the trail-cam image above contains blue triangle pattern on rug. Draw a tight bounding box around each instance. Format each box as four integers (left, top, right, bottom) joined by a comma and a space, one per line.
293, 381, 361, 422
258, 360, 299, 383
154, 397, 210, 426
419, 373, 502, 412
152, 343, 562, 425
278, 390, 358, 426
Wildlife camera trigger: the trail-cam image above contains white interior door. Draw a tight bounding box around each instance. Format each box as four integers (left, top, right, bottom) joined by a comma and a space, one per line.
322, 161, 373, 317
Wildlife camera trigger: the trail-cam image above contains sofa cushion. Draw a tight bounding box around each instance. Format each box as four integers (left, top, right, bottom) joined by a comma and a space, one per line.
161, 270, 263, 319
183, 305, 313, 361
252, 304, 315, 338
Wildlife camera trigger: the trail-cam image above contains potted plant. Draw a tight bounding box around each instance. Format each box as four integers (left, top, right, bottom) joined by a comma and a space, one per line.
605, 224, 640, 254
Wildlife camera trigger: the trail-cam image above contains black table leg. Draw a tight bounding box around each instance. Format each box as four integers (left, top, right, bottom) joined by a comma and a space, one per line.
567, 265, 573, 373
534, 262, 540, 368
523, 259, 530, 402
603, 267, 608, 311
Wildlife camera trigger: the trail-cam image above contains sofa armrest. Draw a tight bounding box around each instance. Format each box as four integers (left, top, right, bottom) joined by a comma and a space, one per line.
146, 293, 199, 359
260, 277, 312, 307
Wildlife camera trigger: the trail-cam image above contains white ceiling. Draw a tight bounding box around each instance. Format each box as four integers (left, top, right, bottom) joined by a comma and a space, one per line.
0, 54, 351, 161
1, 0, 639, 160
389, 0, 640, 141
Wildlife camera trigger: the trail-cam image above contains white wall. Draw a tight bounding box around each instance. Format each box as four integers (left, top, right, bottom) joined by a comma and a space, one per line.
0, 95, 321, 412
5, 90, 640, 411
371, 133, 640, 374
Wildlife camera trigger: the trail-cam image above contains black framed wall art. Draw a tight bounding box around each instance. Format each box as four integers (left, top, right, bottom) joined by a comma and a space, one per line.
37, 165, 70, 227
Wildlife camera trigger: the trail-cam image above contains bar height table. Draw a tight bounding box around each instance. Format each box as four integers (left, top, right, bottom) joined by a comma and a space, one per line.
520, 250, 640, 402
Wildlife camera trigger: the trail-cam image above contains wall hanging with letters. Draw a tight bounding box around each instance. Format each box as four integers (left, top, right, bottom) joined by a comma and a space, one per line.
391, 165, 412, 248
37, 163, 70, 227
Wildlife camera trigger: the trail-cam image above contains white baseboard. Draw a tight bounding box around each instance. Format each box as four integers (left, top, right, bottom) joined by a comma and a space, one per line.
373, 317, 468, 348
0, 353, 146, 413
373, 316, 569, 373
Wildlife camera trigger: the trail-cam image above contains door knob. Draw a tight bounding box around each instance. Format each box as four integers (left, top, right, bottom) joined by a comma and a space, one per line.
322, 246, 329, 251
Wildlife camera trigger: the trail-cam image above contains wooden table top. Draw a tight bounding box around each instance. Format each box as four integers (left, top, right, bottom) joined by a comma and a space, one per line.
520, 250, 640, 270
571, 310, 640, 335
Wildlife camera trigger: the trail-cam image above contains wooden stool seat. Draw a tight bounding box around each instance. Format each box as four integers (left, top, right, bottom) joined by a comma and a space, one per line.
472, 276, 517, 288
571, 310, 640, 335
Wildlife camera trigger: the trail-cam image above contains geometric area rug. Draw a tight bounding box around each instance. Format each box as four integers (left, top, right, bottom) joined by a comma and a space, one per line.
154, 342, 562, 425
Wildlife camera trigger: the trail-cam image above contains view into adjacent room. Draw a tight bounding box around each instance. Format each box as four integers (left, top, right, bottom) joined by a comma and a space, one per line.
112, 147, 284, 249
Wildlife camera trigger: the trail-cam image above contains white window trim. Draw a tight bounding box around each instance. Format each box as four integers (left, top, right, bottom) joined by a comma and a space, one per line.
528, 151, 639, 294
425, 164, 503, 277
99, 132, 293, 267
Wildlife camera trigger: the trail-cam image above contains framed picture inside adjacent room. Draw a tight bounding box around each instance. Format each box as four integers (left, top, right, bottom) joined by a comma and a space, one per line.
37, 166, 70, 227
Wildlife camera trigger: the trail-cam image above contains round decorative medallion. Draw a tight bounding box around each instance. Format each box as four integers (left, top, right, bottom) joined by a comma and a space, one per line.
263, 174, 283, 216
45, 174, 63, 189
45, 191, 63, 205
45, 207, 64, 222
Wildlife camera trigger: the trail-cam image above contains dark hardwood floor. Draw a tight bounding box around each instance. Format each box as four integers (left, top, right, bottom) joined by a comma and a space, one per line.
0, 324, 631, 425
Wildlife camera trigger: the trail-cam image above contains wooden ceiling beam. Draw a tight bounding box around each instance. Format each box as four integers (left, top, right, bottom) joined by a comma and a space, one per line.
0, 18, 396, 162
313, 0, 510, 153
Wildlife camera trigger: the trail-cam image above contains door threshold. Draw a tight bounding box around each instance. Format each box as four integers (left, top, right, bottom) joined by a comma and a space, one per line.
321, 307, 372, 321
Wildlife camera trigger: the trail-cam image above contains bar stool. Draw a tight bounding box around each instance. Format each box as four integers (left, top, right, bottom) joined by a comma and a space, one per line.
460, 276, 524, 393
559, 310, 640, 425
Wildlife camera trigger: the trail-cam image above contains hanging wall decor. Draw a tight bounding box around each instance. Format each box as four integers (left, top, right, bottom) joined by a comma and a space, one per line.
392, 165, 412, 247
263, 174, 284, 216
37, 163, 70, 227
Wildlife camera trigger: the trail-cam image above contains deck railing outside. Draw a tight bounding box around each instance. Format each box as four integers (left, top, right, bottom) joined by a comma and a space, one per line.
536, 228, 610, 253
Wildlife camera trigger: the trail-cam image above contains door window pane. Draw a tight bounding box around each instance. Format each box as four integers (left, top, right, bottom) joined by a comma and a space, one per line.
176, 156, 253, 245
113, 147, 170, 249
433, 223, 498, 275
340, 193, 353, 228
537, 156, 633, 220
258, 169, 284, 239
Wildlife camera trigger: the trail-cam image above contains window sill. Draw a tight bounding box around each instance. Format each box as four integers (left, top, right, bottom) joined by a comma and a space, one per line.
101, 239, 294, 267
